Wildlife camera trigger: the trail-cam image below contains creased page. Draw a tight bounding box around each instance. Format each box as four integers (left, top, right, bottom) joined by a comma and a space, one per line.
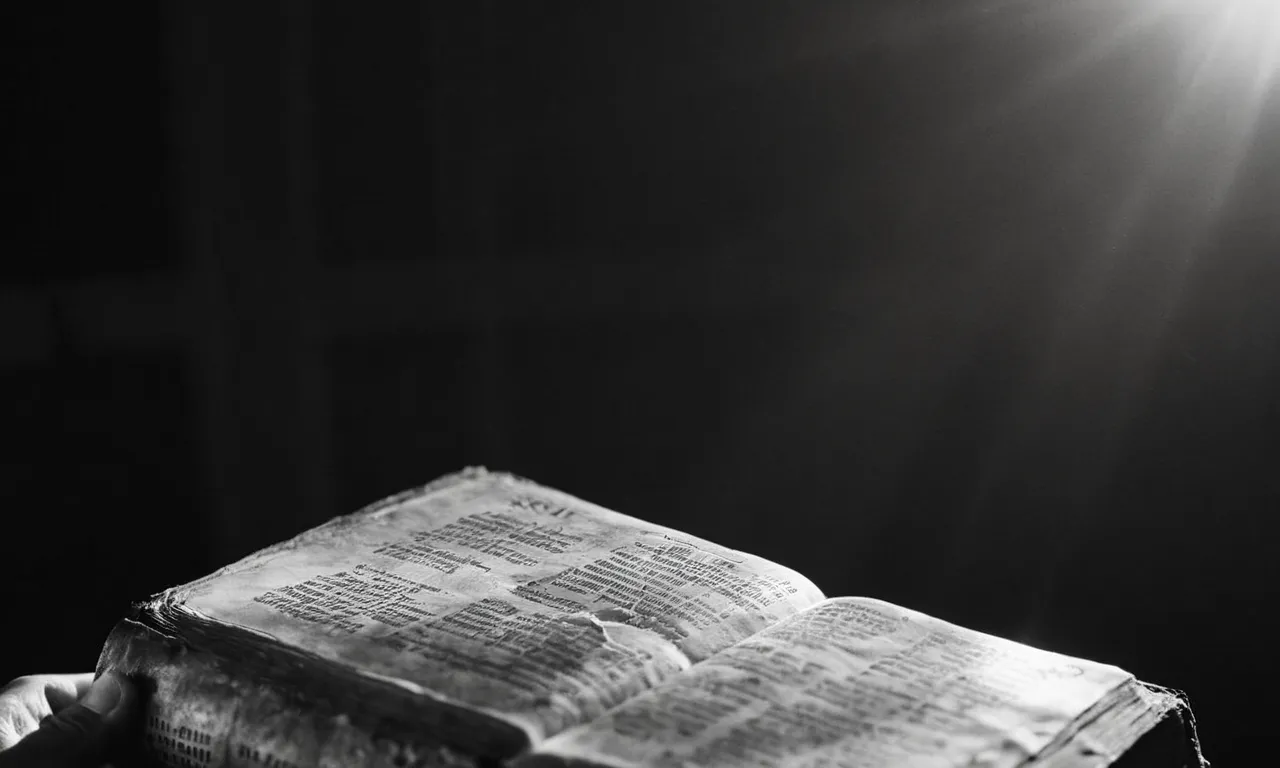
525, 597, 1133, 768
159, 469, 825, 743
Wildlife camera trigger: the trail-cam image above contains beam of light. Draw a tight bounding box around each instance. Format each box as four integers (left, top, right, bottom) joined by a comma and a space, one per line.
1197, 0, 1280, 87
962, 0, 1280, 617
957, 0, 1280, 405
715, 1, 1280, 547
960, 0, 1179, 134
1036, 0, 1280, 377
961, 0, 1280, 133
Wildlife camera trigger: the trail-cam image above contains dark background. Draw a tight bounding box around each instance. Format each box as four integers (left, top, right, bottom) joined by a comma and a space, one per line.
5, 1, 1274, 763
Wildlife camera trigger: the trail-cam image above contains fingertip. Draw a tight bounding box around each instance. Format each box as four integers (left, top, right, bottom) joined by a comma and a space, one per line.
81, 675, 122, 717
64, 673, 97, 701
57, 673, 98, 712
90, 670, 137, 721
110, 672, 139, 721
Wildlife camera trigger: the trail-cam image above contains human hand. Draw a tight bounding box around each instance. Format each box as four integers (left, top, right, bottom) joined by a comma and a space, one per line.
0, 672, 137, 767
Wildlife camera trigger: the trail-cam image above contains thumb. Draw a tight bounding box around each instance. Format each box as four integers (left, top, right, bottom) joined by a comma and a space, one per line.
0, 672, 137, 768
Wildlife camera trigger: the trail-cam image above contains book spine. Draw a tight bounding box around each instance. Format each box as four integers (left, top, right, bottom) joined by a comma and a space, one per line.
96, 619, 478, 768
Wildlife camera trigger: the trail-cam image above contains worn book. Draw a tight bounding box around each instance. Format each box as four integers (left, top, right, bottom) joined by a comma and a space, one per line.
97, 468, 1207, 768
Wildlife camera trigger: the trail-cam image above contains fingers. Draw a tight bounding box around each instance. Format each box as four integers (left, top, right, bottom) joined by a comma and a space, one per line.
0, 672, 138, 768
42, 674, 97, 713
0, 674, 96, 741
0, 675, 86, 750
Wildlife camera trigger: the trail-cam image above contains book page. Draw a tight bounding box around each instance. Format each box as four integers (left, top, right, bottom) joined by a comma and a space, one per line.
160, 469, 825, 743
526, 597, 1135, 768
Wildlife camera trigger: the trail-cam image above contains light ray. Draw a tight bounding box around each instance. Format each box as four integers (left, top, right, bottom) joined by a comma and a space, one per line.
1017, 0, 1280, 614
938, 0, 1280, 602
963, 0, 1179, 133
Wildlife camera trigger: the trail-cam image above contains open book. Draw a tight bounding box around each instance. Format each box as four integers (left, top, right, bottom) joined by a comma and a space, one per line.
98, 469, 1206, 767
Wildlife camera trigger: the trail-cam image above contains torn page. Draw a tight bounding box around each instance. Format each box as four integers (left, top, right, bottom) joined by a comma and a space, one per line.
1033, 681, 1205, 768
157, 469, 825, 742
526, 597, 1135, 768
